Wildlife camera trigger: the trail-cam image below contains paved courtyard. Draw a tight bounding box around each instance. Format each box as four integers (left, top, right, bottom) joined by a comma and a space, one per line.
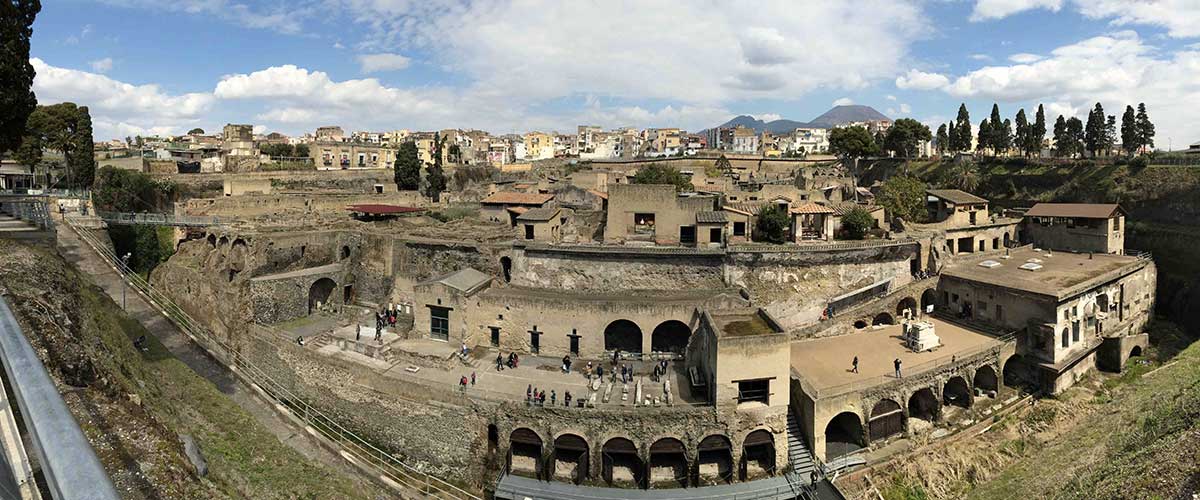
790, 317, 1003, 394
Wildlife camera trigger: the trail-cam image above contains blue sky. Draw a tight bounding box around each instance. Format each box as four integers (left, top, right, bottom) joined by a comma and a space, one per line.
27, 0, 1200, 149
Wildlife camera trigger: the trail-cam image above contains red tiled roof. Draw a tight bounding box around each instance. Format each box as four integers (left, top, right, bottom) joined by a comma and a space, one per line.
345, 204, 425, 215
481, 191, 555, 205
791, 202, 835, 214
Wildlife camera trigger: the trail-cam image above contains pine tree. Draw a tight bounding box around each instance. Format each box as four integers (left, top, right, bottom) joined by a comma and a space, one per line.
424, 133, 447, 200
1053, 115, 1068, 157
1120, 105, 1139, 155
1065, 117, 1085, 158
1084, 103, 1106, 157
1, 0, 41, 153
977, 119, 991, 156
1000, 118, 1013, 155
987, 104, 1003, 155
936, 124, 948, 156
1135, 103, 1155, 152
1031, 104, 1047, 157
955, 104, 972, 153
1014, 109, 1029, 157
1104, 115, 1117, 156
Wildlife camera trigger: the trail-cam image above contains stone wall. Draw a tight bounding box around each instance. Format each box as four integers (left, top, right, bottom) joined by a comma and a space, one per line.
512, 245, 725, 292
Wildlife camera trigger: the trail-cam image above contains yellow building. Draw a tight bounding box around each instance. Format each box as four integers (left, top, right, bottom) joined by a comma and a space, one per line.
523, 132, 555, 160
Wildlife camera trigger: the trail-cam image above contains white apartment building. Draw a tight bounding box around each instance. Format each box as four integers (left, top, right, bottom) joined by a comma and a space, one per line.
790, 128, 830, 154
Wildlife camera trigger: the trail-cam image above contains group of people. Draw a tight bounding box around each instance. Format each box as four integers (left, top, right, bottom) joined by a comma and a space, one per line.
458, 371, 476, 392
370, 305, 405, 344
495, 351, 520, 370
527, 384, 573, 407
849, 356, 903, 378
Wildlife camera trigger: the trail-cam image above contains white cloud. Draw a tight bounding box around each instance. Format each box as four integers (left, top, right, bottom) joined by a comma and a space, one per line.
356, 53, 411, 73
252, 125, 267, 135
969, 54, 993, 61
757, 113, 783, 122
89, 57, 113, 73
1080, 0, 1200, 38
1008, 53, 1042, 63
903, 31, 1200, 147
970, 0, 1200, 37
900, 103, 912, 114
886, 95, 897, 101
895, 69, 951, 90
969, 0, 1064, 22
335, 0, 928, 104
833, 97, 855, 106
886, 103, 913, 116
31, 58, 214, 139
97, 0, 305, 34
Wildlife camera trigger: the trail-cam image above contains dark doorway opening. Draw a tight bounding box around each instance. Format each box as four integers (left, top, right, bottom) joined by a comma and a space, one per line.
343, 284, 353, 305
651, 320, 690, 354
908, 388, 938, 422
974, 365, 998, 395
509, 428, 542, 479
500, 257, 512, 283
649, 438, 688, 488
696, 435, 732, 486
823, 413, 864, 461
307, 278, 337, 314
943, 376, 972, 408
604, 320, 642, 354
489, 327, 500, 347
553, 434, 589, 485
568, 331, 580, 356
741, 430, 776, 480
872, 312, 895, 326
602, 438, 644, 488
680, 226, 696, 245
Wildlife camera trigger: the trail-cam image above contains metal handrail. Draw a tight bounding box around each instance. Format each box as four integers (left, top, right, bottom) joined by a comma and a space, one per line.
0, 299, 119, 500
66, 222, 479, 499
93, 210, 226, 228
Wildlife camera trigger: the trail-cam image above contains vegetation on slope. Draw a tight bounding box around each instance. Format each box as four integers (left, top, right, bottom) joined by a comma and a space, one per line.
0, 240, 385, 499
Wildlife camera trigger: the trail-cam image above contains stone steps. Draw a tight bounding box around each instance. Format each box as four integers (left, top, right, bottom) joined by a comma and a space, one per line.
788, 410, 817, 479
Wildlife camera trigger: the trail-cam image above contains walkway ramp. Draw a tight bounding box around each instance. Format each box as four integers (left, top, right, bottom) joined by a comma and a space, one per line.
495, 473, 804, 500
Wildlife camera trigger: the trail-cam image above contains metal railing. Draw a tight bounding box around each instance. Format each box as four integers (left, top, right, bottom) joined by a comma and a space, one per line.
807, 328, 1017, 400
94, 211, 228, 228
65, 222, 480, 499
0, 299, 119, 500
0, 200, 54, 230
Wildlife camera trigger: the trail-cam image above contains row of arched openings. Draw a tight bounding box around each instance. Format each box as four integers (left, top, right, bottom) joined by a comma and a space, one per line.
825, 365, 1001, 460
603, 319, 692, 355
505, 428, 776, 488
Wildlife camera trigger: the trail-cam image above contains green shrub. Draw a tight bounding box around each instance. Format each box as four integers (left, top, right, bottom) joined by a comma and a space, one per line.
841, 207, 876, 240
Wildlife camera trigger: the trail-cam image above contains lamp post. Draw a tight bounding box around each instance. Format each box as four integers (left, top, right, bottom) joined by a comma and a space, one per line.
120, 253, 131, 310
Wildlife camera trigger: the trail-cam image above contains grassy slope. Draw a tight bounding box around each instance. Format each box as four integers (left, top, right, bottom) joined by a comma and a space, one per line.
969, 322, 1200, 500
0, 240, 385, 499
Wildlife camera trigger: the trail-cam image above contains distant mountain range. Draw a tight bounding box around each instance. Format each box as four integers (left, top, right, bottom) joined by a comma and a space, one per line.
706, 105, 891, 134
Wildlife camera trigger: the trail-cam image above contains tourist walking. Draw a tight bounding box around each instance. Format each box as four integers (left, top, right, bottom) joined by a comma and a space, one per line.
459, 375, 468, 392
550, 390, 556, 406
894, 358, 902, 378
852, 356, 859, 374
496, 353, 504, 371
564, 391, 572, 407
471, 371, 476, 386
356, 324, 361, 341
562, 355, 571, 373
526, 384, 532, 402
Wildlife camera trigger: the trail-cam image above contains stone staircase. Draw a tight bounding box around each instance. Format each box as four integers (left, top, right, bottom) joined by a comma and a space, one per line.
788, 409, 817, 481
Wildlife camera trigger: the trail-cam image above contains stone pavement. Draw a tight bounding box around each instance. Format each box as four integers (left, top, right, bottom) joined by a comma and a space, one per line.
306, 320, 704, 408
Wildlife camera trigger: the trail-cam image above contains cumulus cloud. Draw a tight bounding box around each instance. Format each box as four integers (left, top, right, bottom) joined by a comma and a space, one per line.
970, 0, 1200, 37
895, 69, 950, 91
356, 53, 411, 73
900, 31, 1200, 147
970, 0, 1064, 22
969, 54, 993, 61
89, 57, 113, 73
757, 113, 783, 122
31, 58, 214, 139
1008, 53, 1042, 63
833, 97, 854, 106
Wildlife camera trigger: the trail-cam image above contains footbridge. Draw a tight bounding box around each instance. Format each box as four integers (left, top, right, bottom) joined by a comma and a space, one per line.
95, 210, 230, 228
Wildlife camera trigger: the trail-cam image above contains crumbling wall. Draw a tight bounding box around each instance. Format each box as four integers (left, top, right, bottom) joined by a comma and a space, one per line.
513, 246, 725, 292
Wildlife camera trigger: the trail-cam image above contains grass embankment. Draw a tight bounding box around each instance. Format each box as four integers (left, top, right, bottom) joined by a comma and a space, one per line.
0, 240, 385, 499
863, 319, 1197, 500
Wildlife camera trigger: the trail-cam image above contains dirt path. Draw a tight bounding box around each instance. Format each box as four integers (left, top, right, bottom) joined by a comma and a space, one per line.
55, 225, 390, 496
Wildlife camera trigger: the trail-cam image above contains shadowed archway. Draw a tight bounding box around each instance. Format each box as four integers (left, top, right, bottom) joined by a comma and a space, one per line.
651, 320, 691, 354
869, 399, 904, 441
823, 413, 864, 461
307, 277, 337, 314
604, 320, 643, 354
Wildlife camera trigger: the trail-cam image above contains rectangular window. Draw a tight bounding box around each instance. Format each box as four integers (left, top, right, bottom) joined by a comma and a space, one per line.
736, 379, 771, 405
1113, 217, 1121, 231
1072, 321, 1080, 342
709, 227, 722, 243
524, 224, 535, 240
995, 304, 1003, 322
733, 222, 746, 236
680, 226, 696, 244
1062, 329, 1069, 348
429, 306, 450, 341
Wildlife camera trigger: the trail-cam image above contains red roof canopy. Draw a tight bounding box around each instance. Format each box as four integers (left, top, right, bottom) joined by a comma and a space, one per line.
346, 204, 425, 215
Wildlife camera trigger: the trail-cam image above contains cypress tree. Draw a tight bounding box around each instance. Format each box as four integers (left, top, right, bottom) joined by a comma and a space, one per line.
1030, 104, 1046, 156
1014, 109, 1029, 157
1135, 103, 1155, 152
1053, 115, 1068, 157
1120, 105, 1138, 155
955, 104, 972, 153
